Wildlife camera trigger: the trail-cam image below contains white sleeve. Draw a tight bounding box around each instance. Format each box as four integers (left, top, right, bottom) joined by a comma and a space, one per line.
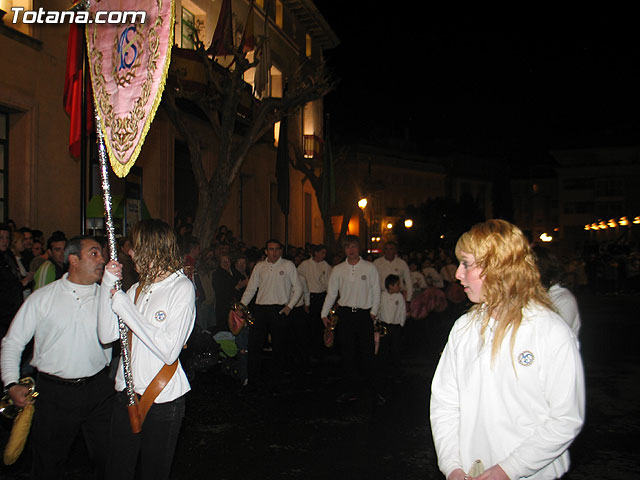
498, 336, 585, 479
397, 296, 407, 326
0, 298, 37, 385
554, 290, 581, 337
301, 276, 311, 307
111, 280, 196, 365
287, 264, 303, 309
240, 265, 260, 306
97, 270, 121, 345
320, 267, 340, 318
401, 262, 413, 300
370, 266, 381, 316
430, 330, 464, 479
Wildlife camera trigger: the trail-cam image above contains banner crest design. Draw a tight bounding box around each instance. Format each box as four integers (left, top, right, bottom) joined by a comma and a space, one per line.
87, 0, 174, 177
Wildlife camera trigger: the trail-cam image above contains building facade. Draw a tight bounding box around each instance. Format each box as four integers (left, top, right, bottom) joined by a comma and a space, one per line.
0, 0, 338, 250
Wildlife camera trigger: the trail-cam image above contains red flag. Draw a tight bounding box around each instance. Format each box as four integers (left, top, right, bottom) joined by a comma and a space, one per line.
208, 0, 234, 56
63, 23, 93, 159
241, 1, 256, 53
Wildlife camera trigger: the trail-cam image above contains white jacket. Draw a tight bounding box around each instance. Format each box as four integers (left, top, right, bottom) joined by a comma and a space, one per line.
430, 304, 585, 480
548, 284, 581, 339
99, 269, 195, 403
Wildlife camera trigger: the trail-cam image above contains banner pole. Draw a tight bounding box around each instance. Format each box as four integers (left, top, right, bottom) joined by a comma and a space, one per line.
95, 108, 137, 409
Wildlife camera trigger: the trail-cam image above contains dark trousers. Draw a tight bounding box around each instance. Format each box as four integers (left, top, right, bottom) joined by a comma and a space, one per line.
31, 368, 114, 480
105, 392, 185, 480
377, 323, 403, 373
336, 307, 376, 395
309, 292, 327, 356
248, 304, 288, 386
286, 305, 310, 374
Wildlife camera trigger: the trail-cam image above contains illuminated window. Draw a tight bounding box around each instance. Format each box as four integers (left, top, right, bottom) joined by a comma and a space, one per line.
275, 0, 283, 28
305, 34, 312, 58
270, 65, 283, 98
0, 111, 7, 222
1, 0, 34, 37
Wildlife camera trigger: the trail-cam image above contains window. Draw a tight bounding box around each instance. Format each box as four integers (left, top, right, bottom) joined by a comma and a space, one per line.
595, 178, 624, 198
305, 34, 312, 58
275, 0, 283, 28
181, 7, 196, 49
563, 177, 594, 190
0, 111, 7, 222
1, 0, 33, 37
563, 201, 594, 215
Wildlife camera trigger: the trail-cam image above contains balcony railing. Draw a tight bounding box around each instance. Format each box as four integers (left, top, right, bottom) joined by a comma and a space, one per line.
303, 134, 322, 160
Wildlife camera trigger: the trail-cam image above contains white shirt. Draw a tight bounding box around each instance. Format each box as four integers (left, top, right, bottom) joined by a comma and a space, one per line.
241, 257, 302, 308
378, 291, 406, 326
373, 255, 413, 300
321, 257, 381, 318
440, 264, 457, 283
294, 275, 311, 308
1, 273, 111, 385
548, 284, 581, 338
297, 258, 332, 294
99, 270, 195, 403
422, 266, 444, 288
430, 305, 585, 480
410, 270, 427, 291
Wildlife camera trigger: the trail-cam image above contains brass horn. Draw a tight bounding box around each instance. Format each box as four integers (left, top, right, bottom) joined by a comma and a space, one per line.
228, 302, 255, 335
232, 302, 254, 326
1, 377, 38, 420
323, 308, 338, 348
374, 321, 388, 337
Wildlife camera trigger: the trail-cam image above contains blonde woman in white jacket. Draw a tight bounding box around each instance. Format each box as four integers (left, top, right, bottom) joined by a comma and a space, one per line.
430, 220, 584, 480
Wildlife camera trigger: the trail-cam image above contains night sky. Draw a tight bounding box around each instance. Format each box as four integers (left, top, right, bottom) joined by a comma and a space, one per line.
314, 7, 640, 159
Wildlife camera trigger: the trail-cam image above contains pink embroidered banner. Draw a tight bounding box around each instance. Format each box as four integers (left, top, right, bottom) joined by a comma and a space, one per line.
86, 0, 174, 177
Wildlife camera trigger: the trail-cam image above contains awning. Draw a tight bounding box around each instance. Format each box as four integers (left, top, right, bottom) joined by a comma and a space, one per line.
86, 195, 151, 220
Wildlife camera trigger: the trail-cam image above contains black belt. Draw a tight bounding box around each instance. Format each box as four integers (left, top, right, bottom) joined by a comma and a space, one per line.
38, 367, 107, 386
338, 306, 369, 313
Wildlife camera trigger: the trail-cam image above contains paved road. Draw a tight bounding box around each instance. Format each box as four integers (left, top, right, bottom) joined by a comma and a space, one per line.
1, 293, 638, 479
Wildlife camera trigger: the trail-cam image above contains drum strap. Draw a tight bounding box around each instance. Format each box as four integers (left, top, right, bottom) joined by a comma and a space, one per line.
126, 284, 179, 434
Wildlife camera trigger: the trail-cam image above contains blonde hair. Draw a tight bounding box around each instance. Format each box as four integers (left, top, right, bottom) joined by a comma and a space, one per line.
129, 219, 183, 288
455, 219, 553, 361
11, 231, 24, 253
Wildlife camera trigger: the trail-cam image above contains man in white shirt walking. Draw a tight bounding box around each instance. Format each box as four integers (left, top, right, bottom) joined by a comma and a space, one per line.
297, 244, 332, 359
321, 235, 383, 405
1, 235, 113, 479
241, 239, 302, 390
373, 241, 413, 302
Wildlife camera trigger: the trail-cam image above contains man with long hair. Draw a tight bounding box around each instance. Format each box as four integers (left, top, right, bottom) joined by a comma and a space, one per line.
430, 219, 584, 480
99, 219, 195, 480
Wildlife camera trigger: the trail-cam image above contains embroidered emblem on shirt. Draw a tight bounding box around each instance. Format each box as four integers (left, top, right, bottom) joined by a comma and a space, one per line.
395, 300, 399, 305
517, 350, 535, 366
154, 310, 167, 322
361, 275, 366, 280
279, 270, 285, 275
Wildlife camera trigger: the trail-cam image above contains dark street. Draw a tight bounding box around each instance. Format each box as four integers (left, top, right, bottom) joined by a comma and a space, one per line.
2, 292, 639, 480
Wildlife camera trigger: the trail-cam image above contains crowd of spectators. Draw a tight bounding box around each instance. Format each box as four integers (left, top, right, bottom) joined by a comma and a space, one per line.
2, 216, 639, 383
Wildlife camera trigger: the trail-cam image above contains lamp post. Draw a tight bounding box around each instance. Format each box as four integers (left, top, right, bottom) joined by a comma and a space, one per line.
358, 197, 371, 253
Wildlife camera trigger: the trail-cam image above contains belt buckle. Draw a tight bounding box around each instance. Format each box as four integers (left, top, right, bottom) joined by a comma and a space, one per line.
351, 307, 358, 313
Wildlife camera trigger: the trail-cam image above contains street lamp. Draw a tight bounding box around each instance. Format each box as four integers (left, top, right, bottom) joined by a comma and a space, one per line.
358, 198, 367, 210
404, 219, 413, 229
